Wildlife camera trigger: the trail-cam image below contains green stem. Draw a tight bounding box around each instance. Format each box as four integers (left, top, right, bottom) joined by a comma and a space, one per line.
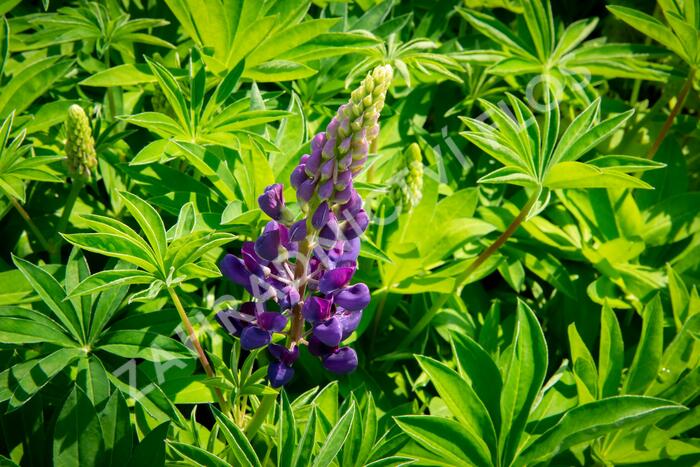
51, 181, 83, 263
10, 197, 52, 254
646, 67, 696, 160
244, 393, 276, 439
392, 190, 538, 353
167, 287, 230, 414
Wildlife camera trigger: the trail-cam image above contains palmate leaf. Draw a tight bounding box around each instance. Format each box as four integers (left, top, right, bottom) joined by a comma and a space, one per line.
608, 4, 699, 67
457, 0, 668, 102
518, 396, 687, 465
163, 0, 379, 79
118, 55, 289, 165
461, 94, 659, 212
0, 113, 63, 202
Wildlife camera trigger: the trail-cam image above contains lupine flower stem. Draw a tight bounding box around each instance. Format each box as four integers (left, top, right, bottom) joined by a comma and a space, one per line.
646, 67, 696, 160
167, 287, 230, 413
10, 197, 53, 254
51, 180, 84, 263
390, 190, 539, 355
244, 392, 277, 439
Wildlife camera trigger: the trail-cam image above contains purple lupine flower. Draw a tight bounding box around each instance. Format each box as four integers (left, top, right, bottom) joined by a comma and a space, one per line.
217, 65, 392, 387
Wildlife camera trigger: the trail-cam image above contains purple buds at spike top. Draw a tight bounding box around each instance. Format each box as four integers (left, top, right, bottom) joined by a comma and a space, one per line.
319, 266, 355, 294
323, 347, 358, 374
258, 184, 287, 221
289, 219, 307, 242
290, 164, 308, 189
334, 283, 370, 311
342, 209, 369, 240
312, 202, 330, 229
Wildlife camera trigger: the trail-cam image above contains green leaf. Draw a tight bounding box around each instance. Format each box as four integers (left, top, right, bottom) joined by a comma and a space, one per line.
96, 330, 193, 362
312, 404, 356, 467
129, 422, 169, 467
598, 305, 624, 398
0, 56, 73, 117
53, 387, 105, 467
99, 389, 133, 467
118, 191, 168, 265
76, 356, 110, 407
278, 391, 296, 467
517, 396, 687, 465
624, 295, 664, 395
62, 233, 158, 273
0, 306, 76, 347
607, 5, 688, 62
0, 17, 8, 77
211, 405, 261, 467
395, 415, 492, 466
69, 270, 154, 298
168, 442, 229, 467
244, 60, 317, 82
544, 161, 653, 190
416, 356, 496, 460
499, 300, 548, 465
292, 403, 318, 467
9, 348, 83, 409
11, 255, 84, 342
568, 323, 598, 402
451, 334, 503, 431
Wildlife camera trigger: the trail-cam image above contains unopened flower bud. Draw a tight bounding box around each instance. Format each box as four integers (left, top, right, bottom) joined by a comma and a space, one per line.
65, 105, 97, 182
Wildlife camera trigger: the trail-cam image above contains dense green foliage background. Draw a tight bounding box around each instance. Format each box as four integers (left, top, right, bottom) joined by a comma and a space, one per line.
0, 0, 699, 465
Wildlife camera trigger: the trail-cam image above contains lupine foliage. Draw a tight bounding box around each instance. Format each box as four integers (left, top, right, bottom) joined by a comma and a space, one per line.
0, 1, 699, 466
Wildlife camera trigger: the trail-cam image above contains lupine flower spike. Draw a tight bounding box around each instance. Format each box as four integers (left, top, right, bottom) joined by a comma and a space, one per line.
218, 65, 393, 387
64, 104, 97, 182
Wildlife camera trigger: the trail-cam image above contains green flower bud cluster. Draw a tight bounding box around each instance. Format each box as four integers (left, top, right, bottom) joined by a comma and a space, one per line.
65, 105, 97, 182
392, 143, 423, 211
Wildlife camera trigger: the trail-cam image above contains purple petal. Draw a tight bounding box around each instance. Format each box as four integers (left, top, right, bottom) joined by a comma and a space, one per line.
308, 335, 334, 358
313, 317, 343, 347
323, 347, 358, 374
334, 283, 370, 311
305, 150, 322, 177
258, 184, 285, 220
241, 242, 266, 274
215, 310, 247, 337
319, 267, 355, 294
290, 164, 308, 189
254, 222, 284, 261
312, 202, 330, 230
297, 179, 316, 203
311, 132, 326, 152
268, 344, 299, 366
318, 178, 335, 201
220, 254, 251, 288
337, 308, 362, 340
302, 296, 333, 323
342, 209, 369, 240
256, 311, 288, 332
289, 219, 307, 242
339, 189, 362, 216
279, 286, 300, 310
320, 159, 335, 181
338, 238, 360, 264
241, 326, 271, 350
268, 362, 295, 387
